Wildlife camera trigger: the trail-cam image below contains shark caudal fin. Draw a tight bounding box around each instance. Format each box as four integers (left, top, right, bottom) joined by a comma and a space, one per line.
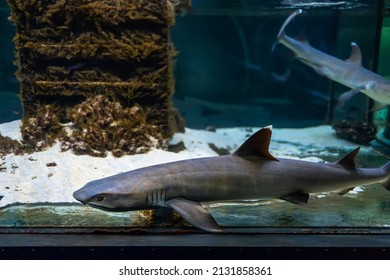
380, 162, 390, 191
272, 9, 303, 52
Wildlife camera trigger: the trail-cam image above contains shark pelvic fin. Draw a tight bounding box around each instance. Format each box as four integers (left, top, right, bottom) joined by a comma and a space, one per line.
300, 60, 329, 76
336, 86, 366, 109
281, 193, 309, 205
371, 101, 387, 112
165, 198, 222, 233
335, 147, 360, 169
345, 42, 362, 65
233, 126, 279, 161
333, 187, 355, 195
380, 162, 390, 191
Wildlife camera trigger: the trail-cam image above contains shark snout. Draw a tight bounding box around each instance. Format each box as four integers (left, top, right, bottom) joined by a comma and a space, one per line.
73, 189, 88, 204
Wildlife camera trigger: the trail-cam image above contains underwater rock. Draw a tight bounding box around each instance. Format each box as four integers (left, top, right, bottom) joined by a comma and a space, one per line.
208, 143, 231, 155
332, 121, 377, 145
168, 141, 186, 153
206, 125, 217, 132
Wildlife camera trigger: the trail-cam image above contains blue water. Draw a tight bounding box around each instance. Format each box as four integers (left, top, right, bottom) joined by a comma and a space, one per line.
0, 4, 21, 123
171, 1, 380, 128
0, 0, 383, 126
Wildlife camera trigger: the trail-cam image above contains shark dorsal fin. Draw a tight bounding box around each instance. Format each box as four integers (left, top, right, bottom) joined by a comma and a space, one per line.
335, 147, 360, 169
345, 42, 362, 65
233, 126, 279, 161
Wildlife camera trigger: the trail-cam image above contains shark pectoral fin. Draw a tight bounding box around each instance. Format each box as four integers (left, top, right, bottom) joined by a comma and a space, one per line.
165, 198, 222, 233
336, 86, 365, 109
0, 195, 3, 201
281, 193, 309, 205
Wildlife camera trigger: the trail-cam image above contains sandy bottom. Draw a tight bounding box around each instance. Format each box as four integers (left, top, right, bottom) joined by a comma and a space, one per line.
0, 120, 381, 207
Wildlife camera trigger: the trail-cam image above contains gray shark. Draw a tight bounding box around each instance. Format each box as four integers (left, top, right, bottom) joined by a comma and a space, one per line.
73, 126, 390, 232
274, 9, 390, 108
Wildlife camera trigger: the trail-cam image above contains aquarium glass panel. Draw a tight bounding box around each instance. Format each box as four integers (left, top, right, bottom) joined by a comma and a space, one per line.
1, 0, 390, 234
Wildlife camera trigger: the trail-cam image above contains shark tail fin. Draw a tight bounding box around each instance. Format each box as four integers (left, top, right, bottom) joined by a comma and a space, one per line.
380, 162, 390, 191
272, 9, 303, 52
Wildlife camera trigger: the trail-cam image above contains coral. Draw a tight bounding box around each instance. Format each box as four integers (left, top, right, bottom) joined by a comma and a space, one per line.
20, 30, 167, 62
63, 95, 167, 157
0, 135, 32, 156
21, 104, 64, 149
8, 0, 173, 27
7, 0, 186, 157
332, 121, 377, 145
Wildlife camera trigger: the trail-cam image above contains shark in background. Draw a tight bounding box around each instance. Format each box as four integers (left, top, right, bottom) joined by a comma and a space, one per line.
73, 126, 390, 232
273, 9, 390, 109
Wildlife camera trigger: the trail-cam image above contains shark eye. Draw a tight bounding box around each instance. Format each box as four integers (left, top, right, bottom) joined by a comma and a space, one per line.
95, 195, 105, 202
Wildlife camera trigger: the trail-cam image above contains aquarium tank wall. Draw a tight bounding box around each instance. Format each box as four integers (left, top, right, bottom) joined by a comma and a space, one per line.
1, 0, 390, 237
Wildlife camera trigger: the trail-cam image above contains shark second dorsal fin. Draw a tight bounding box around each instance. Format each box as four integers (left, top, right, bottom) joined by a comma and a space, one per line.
233, 126, 279, 161
335, 147, 360, 169
345, 42, 362, 65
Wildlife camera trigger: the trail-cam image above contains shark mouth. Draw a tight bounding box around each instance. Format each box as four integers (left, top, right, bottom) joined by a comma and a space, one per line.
86, 202, 133, 212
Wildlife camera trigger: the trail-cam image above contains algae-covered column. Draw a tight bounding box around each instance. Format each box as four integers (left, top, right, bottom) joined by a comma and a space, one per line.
7, 0, 187, 157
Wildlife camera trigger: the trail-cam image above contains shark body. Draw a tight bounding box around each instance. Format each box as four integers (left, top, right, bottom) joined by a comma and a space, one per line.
274, 9, 390, 107
73, 126, 390, 232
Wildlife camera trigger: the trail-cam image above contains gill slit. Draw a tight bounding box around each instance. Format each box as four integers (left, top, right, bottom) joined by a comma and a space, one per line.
147, 188, 167, 206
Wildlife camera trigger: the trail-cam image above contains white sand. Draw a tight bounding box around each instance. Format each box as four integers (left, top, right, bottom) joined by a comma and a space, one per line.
0, 120, 372, 207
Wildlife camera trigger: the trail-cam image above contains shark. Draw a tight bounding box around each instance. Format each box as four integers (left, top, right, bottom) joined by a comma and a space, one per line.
273, 9, 390, 108
73, 126, 390, 232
